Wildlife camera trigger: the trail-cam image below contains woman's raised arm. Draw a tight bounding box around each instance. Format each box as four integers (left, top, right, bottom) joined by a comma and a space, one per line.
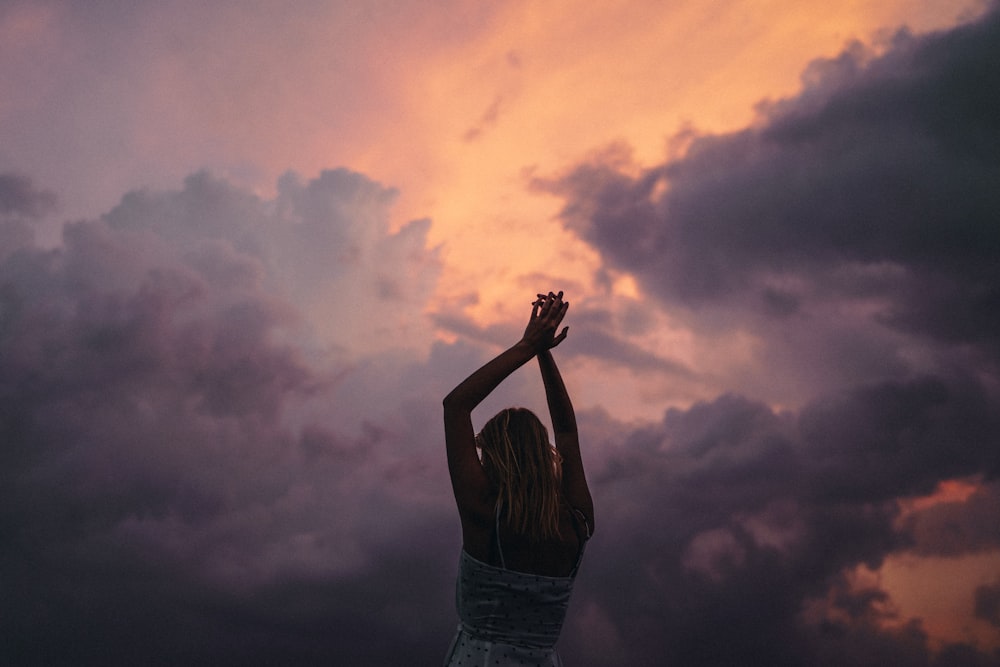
538, 345, 594, 534
443, 294, 569, 520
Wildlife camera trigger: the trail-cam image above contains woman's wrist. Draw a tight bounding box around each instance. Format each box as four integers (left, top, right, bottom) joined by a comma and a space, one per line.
513, 338, 540, 357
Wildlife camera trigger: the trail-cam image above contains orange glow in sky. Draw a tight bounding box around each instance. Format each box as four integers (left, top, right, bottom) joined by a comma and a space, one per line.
332, 0, 979, 322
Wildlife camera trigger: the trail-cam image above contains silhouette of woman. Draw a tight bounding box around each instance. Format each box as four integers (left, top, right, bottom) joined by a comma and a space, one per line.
442, 291, 594, 666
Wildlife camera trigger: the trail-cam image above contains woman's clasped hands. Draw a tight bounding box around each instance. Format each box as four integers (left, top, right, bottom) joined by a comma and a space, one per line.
521, 291, 569, 352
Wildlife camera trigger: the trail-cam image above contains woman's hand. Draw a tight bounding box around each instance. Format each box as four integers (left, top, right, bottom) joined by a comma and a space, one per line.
521, 291, 569, 352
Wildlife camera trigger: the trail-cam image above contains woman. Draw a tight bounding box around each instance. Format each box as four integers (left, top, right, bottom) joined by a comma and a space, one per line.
442, 291, 594, 666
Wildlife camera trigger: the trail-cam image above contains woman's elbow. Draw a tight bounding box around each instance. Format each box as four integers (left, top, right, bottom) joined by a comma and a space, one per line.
442, 391, 470, 414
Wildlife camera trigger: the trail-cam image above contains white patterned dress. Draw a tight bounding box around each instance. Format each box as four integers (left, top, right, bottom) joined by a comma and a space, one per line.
443, 510, 589, 667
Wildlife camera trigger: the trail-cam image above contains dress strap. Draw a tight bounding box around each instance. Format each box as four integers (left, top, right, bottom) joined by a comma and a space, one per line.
572, 508, 592, 540
494, 502, 507, 569
569, 507, 590, 576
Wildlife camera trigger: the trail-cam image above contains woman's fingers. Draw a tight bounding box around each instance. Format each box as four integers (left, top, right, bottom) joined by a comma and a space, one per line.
525, 291, 569, 349
533, 291, 568, 329
541, 304, 568, 338
551, 326, 569, 347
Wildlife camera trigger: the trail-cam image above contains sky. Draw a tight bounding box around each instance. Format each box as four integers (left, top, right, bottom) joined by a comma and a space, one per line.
2, 0, 999, 665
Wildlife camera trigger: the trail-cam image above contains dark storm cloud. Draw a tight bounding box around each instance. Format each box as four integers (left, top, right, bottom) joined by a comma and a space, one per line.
0, 168, 462, 665
557, 374, 1000, 666
540, 7, 1000, 355
977, 582, 1000, 627
537, 6, 1000, 666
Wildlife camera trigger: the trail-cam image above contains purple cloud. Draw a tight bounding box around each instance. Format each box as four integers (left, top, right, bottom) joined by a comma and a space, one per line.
0, 168, 460, 665
540, 8, 1000, 363
0, 172, 56, 219
539, 7, 1000, 666
0, 172, 56, 261
557, 377, 999, 665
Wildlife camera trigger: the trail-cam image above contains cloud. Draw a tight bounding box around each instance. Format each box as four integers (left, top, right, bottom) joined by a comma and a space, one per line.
538, 7, 1000, 399
902, 481, 1000, 557
96, 169, 441, 357
535, 7, 1000, 665
0, 172, 56, 261
0, 172, 56, 218
556, 372, 1000, 666
433, 301, 696, 380
977, 582, 1000, 628
462, 95, 504, 142
0, 168, 463, 665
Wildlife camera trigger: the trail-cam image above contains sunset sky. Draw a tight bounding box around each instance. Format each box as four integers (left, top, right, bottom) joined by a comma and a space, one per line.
2, 1, 999, 665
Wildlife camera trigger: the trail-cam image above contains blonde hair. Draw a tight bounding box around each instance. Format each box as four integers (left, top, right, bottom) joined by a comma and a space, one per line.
477, 407, 563, 541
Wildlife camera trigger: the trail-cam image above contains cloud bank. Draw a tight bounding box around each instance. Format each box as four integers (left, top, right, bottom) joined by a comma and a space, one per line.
0, 168, 464, 665
543, 7, 1000, 666
541, 6, 1000, 405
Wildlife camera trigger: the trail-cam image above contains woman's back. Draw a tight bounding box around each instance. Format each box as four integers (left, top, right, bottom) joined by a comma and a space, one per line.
464, 501, 588, 578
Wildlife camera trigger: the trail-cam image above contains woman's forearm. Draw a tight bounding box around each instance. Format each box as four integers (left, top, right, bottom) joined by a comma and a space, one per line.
538, 349, 576, 434
443, 341, 536, 413
539, 348, 591, 525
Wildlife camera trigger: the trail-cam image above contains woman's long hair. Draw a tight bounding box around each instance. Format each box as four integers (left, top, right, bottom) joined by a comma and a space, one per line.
477, 407, 562, 541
